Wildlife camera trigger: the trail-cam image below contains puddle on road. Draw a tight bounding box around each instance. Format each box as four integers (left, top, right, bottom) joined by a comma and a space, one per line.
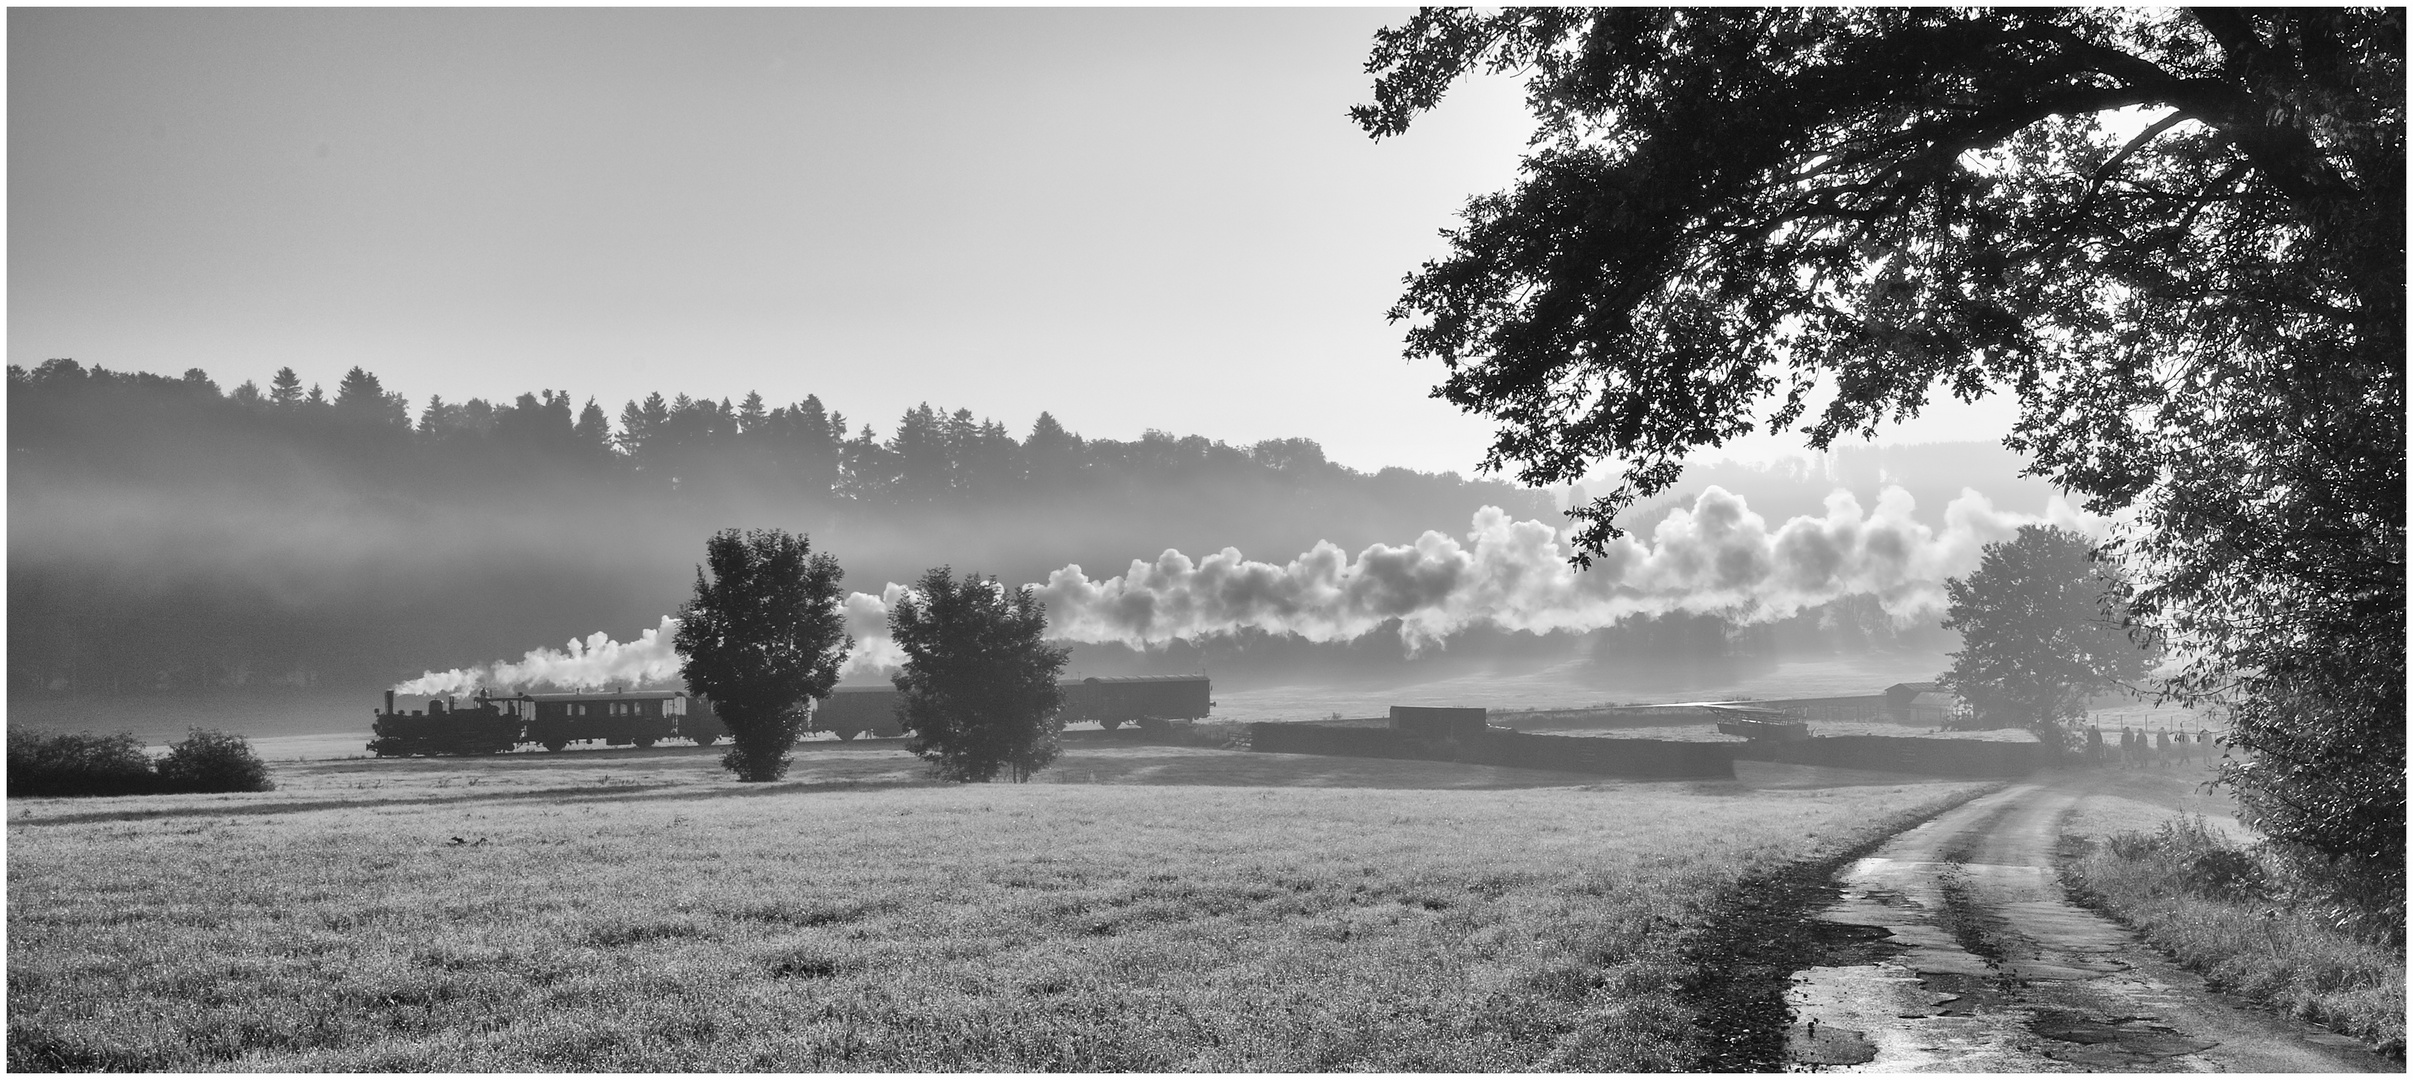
1787, 1019, 1879, 1066
2030, 1008, 2218, 1068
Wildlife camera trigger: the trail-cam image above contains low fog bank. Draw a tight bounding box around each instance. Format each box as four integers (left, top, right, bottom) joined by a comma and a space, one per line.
10, 362, 2058, 742
10, 474, 2032, 744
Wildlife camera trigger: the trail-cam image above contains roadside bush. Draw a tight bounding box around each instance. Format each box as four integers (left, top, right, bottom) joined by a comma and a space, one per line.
154, 728, 274, 793
8, 730, 159, 797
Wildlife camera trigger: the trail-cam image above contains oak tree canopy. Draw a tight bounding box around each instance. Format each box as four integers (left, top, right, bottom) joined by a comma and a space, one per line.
1359, 8, 2402, 903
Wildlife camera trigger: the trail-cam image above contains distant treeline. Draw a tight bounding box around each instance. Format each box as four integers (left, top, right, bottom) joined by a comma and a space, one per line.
10, 358, 1502, 509
8, 359, 1557, 701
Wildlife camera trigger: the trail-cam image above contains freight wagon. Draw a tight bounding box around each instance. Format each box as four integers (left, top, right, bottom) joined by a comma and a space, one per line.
804, 675, 1215, 740
1060, 675, 1214, 731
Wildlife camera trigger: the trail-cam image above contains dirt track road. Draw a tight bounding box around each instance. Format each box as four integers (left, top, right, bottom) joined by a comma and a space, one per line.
1785, 774, 2393, 1072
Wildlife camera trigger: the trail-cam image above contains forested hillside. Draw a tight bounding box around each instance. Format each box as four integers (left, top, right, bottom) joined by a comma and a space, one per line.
8, 359, 1557, 705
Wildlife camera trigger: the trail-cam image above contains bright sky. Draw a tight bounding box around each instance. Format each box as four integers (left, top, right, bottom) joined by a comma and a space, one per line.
10, 7, 2016, 477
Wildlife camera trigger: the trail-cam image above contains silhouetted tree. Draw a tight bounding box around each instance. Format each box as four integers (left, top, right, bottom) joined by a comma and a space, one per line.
1358, 7, 2403, 908
333, 366, 407, 429
838, 422, 892, 500
617, 391, 670, 466
1024, 411, 1081, 486
417, 394, 450, 434
268, 367, 303, 407
1938, 526, 2157, 751
890, 567, 1070, 783
760, 394, 843, 497
674, 529, 851, 782
573, 397, 614, 461
891, 403, 948, 503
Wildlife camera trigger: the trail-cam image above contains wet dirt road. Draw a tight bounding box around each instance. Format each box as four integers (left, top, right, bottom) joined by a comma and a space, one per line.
1785, 774, 2393, 1072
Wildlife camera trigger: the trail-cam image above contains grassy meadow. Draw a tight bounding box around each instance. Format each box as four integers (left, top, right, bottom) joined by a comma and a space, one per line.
11, 740, 1989, 1070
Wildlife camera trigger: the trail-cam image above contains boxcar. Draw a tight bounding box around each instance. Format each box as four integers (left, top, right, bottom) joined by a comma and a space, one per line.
1060, 675, 1213, 731
805, 675, 1215, 740
809, 686, 908, 740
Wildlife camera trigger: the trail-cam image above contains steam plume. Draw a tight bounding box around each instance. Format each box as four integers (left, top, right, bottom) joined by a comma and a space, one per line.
845, 485, 2102, 663
403, 486, 2102, 688
394, 615, 684, 695
840, 583, 910, 676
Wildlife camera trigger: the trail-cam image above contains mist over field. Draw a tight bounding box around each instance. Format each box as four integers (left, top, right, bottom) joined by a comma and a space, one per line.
8, 363, 2056, 742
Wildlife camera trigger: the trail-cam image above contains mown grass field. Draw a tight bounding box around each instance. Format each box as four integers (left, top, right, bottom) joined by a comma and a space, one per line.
11, 740, 1987, 1070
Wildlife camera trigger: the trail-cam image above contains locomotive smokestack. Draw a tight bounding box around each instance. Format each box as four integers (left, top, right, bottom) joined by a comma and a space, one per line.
385, 689, 395, 715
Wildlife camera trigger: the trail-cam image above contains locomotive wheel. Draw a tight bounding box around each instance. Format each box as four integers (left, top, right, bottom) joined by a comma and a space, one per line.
690, 733, 718, 747
1099, 718, 1123, 731
633, 736, 657, 749
835, 729, 859, 741
543, 738, 569, 752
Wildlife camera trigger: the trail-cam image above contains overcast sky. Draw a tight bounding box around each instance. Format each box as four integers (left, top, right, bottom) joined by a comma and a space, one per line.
10, 7, 2016, 478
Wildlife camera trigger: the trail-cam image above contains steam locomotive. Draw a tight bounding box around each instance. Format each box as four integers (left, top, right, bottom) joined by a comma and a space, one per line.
367, 675, 1213, 757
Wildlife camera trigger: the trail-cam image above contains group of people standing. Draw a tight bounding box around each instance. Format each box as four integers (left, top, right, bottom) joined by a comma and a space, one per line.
2083, 722, 2215, 768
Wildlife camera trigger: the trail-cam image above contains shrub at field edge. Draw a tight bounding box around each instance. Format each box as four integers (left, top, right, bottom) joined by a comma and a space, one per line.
7, 727, 273, 797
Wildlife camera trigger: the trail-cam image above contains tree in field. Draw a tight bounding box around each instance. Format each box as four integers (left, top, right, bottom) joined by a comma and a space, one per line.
1938, 526, 2157, 751
888, 567, 1070, 783
674, 529, 851, 781
1357, 8, 2402, 908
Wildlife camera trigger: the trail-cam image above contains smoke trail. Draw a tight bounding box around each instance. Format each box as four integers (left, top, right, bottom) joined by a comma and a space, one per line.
842, 485, 2103, 663
405, 485, 2101, 688
394, 599, 900, 694
393, 615, 685, 695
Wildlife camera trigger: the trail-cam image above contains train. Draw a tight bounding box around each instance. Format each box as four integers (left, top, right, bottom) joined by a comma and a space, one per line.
367, 675, 1213, 756
367, 688, 727, 757
810, 674, 1215, 740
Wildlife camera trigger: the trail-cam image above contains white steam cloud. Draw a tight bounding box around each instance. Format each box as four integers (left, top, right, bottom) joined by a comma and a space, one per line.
394, 615, 686, 696
839, 583, 910, 677
1020, 486, 2102, 652
402, 486, 2103, 690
